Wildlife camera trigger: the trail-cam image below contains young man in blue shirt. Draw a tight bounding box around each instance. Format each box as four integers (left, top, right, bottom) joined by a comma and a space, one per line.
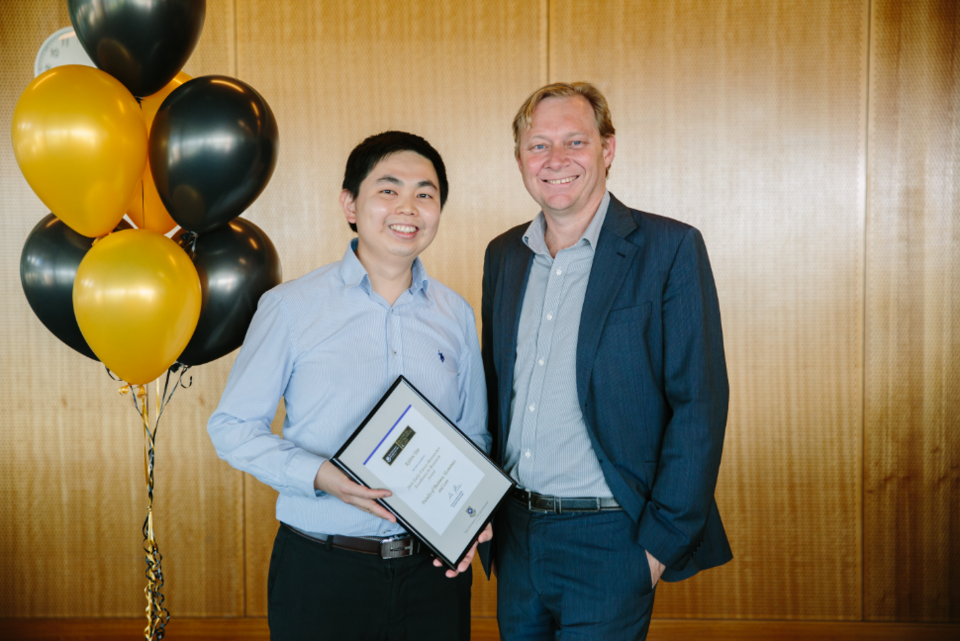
208, 131, 491, 641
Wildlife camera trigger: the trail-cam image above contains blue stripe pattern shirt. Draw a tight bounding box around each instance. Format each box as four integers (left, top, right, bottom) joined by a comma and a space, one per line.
505, 190, 615, 498
207, 239, 489, 538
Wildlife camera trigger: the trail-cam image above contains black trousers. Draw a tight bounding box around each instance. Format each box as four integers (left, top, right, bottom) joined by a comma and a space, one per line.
267, 524, 473, 641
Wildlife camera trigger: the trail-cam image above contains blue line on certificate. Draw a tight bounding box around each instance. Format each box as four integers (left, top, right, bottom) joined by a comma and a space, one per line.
364, 404, 412, 465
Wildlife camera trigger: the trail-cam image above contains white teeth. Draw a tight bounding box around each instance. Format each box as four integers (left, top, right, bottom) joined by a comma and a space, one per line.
546, 176, 576, 185
390, 225, 417, 233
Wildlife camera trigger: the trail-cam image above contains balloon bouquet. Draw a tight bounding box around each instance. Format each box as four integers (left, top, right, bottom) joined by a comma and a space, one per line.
12, 2, 281, 638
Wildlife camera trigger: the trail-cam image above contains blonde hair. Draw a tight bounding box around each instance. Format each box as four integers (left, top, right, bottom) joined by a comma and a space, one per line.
512, 82, 616, 162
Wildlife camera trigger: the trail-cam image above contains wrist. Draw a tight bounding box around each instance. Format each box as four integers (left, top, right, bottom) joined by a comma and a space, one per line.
313, 460, 328, 492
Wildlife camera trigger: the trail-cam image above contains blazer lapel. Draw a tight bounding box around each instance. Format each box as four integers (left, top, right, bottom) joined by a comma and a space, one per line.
497, 237, 533, 460
576, 196, 639, 404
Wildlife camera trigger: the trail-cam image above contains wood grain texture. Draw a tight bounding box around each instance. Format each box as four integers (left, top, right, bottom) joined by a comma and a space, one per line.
2, 618, 959, 641
233, 0, 545, 307
0, 0, 244, 617
549, 0, 868, 619
2, 0, 956, 626
864, 0, 960, 622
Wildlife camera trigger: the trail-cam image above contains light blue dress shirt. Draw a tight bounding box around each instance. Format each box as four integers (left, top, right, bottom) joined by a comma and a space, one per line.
208, 239, 489, 538
505, 191, 614, 498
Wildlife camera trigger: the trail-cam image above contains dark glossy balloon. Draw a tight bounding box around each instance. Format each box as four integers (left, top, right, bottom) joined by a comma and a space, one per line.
150, 76, 279, 233
68, 0, 205, 98
21, 214, 131, 360
176, 218, 281, 366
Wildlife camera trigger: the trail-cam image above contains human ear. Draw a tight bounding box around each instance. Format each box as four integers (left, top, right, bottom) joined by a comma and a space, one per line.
602, 135, 616, 168
340, 189, 357, 225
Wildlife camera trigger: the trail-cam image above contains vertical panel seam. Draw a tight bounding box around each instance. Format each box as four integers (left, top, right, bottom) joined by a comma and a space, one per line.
540, 0, 551, 85
233, 0, 245, 617
233, 0, 239, 78
862, 0, 873, 624
546, 0, 551, 83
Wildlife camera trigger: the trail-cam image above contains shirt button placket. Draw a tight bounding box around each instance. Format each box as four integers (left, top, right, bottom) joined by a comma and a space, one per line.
523, 256, 563, 471
388, 307, 401, 378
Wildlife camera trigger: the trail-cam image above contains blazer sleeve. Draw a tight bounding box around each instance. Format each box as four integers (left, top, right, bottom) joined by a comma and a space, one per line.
636, 227, 729, 569
480, 242, 500, 464
478, 241, 499, 579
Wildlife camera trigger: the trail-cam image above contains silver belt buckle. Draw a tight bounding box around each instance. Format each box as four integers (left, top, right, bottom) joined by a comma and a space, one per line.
381, 535, 415, 558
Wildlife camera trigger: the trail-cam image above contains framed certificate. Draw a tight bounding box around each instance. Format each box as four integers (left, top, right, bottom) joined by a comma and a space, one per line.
332, 376, 513, 569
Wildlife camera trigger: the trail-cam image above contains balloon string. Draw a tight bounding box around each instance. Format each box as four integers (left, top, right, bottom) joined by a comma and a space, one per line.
179, 231, 199, 255
122, 381, 171, 640
175, 363, 194, 390
113, 364, 193, 641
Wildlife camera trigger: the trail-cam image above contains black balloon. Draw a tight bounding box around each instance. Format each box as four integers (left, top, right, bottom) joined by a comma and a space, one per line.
150, 76, 279, 234
176, 218, 281, 366
21, 214, 131, 360
68, 0, 205, 98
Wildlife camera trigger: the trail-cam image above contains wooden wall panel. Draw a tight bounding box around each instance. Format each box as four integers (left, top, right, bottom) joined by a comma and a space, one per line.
232, 0, 544, 618
0, 0, 244, 617
2, 0, 956, 627
549, 0, 868, 619
864, 0, 960, 622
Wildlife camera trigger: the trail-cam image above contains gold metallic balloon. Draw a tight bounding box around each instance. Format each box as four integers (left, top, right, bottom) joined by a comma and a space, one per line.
127, 72, 191, 234
11, 65, 147, 238
73, 229, 201, 385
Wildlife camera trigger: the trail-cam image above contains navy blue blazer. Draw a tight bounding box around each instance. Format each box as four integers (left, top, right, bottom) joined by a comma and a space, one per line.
480, 194, 732, 581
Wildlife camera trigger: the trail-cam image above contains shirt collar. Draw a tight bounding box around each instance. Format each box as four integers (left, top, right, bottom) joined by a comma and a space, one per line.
523, 190, 611, 256
339, 238, 431, 297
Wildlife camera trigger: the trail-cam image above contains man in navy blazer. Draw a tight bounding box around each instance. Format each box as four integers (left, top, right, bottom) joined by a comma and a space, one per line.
481, 82, 732, 639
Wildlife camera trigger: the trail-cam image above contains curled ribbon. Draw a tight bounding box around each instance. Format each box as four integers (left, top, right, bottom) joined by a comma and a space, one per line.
132, 384, 168, 639
112, 365, 191, 640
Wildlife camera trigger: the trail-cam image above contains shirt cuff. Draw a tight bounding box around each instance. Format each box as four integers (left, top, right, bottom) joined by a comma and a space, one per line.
285, 449, 328, 499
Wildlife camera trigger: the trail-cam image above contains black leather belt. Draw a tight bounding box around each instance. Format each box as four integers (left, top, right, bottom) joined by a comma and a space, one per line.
284, 524, 424, 559
510, 487, 622, 514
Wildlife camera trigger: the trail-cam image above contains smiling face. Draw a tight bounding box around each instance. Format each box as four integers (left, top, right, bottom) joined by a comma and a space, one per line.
340, 150, 442, 272
517, 95, 615, 223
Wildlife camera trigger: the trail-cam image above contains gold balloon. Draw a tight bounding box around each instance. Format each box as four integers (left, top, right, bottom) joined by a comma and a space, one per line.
11, 65, 147, 238
127, 160, 178, 234
74, 230, 201, 385
127, 72, 191, 234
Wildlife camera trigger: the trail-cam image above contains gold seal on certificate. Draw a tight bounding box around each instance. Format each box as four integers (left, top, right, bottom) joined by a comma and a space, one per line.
332, 376, 513, 568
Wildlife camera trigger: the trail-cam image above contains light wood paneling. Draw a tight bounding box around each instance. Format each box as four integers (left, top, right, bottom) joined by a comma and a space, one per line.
0, 0, 146, 617
2, 0, 957, 627
0, 0, 244, 617
549, 0, 868, 619
232, 0, 544, 618
864, 0, 960, 622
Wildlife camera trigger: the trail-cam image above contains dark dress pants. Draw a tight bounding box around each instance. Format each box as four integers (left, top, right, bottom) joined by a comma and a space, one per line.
268, 524, 472, 641
495, 498, 657, 641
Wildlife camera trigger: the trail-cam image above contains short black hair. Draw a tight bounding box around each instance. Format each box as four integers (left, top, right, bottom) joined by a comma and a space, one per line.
342, 131, 449, 232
